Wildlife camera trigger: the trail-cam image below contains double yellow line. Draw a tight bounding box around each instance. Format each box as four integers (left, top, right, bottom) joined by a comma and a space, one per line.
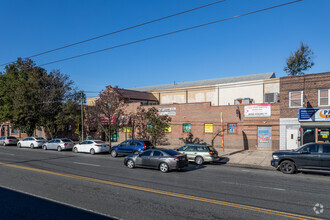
0, 162, 321, 220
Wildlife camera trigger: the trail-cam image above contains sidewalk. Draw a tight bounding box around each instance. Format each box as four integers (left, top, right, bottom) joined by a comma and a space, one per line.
217, 148, 273, 169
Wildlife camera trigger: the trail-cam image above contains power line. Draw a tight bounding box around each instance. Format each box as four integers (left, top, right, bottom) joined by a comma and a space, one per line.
38, 0, 302, 67
0, 0, 226, 67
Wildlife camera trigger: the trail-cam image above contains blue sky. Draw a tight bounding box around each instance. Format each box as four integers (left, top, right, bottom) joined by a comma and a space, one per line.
0, 0, 329, 96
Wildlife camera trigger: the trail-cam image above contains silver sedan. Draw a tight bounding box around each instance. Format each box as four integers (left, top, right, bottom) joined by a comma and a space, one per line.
42, 138, 74, 151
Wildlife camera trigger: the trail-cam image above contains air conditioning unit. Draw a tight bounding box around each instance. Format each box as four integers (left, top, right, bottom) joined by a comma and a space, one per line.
234, 98, 254, 105
264, 93, 279, 103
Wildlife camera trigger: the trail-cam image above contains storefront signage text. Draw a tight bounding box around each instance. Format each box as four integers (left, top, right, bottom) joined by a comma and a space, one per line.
299, 108, 330, 122
244, 104, 271, 117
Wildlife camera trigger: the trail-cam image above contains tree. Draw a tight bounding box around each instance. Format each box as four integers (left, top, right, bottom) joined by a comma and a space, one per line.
134, 107, 171, 147
284, 42, 314, 76
0, 58, 79, 138
86, 86, 126, 146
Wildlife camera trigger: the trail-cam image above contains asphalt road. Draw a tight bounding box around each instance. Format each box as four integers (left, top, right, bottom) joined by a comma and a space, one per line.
0, 145, 329, 220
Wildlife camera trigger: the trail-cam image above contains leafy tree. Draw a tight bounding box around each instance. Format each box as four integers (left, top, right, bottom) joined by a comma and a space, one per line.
135, 107, 171, 147
0, 58, 79, 138
284, 42, 314, 76
86, 86, 126, 146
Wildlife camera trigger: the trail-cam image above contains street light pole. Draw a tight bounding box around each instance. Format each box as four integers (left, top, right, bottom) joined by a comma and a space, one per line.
81, 91, 84, 142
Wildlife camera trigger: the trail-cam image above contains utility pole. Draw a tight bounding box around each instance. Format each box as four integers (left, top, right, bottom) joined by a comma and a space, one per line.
81, 91, 84, 142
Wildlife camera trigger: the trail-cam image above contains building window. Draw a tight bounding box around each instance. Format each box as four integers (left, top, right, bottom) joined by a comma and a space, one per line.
123, 127, 131, 133
319, 89, 329, 106
183, 124, 191, 133
289, 91, 303, 107
228, 124, 237, 134
11, 129, 19, 134
204, 124, 213, 133
165, 125, 171, 133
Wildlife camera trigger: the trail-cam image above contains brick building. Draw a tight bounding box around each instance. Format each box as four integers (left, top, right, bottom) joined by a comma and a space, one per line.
114, 102, 280, 151
280, 72, 330, 150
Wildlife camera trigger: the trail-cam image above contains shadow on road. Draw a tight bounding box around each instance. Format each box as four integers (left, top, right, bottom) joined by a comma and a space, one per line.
0, 186, 114, 220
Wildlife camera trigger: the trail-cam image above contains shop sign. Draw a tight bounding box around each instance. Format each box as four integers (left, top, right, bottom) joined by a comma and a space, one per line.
244, 104, 271, 117
204, 124, 213, 133
159, 107, 176, 116
299, 108, 330, 122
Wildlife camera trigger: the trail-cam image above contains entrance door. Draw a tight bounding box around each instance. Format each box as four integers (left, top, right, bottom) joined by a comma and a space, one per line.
258, 127, 272, 148
287, 129, 298, 150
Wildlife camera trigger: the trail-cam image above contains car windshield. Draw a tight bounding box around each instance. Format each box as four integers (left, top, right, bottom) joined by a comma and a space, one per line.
7, 136, 17, 139
161, 149, 180, 156
61, 139, 72, 143
36, 137, 46, 140
94, 141, 105, 144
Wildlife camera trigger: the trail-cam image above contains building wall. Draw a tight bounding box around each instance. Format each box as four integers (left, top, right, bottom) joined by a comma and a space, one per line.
218, 80, 264, 105
114, 102, 280, 151
279, 72, 330, 149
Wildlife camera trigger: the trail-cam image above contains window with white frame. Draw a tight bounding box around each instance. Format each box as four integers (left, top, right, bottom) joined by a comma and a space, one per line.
289, 91, 303, 107
319, 89, 329, 106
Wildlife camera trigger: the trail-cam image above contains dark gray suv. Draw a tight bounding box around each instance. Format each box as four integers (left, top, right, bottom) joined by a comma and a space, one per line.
271, 143, 330, 174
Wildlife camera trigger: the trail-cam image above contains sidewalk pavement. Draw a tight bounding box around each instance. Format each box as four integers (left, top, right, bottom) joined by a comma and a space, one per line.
216, 148, 274, 169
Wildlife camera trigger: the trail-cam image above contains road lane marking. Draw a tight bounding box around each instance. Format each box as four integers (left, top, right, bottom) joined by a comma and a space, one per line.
73, 162, 100, 167
221, 181, 286, 191
0, 162, 320, 220
0, 152, 15, 156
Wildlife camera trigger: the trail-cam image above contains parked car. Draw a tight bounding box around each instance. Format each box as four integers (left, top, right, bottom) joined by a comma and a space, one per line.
73, 140, 110, 155
271, 142, 330, 174
43, 138, 74, 151
17, 137, 47, 148
0, 136, 19, 146
110, 140, 153, 157
176, 144, 219, 165
124, 149, 188, 173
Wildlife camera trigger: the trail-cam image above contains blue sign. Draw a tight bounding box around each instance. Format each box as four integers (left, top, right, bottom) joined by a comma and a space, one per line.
299, 108, 319, 120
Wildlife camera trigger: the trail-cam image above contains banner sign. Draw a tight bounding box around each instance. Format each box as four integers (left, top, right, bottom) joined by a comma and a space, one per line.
299, 108, 330, 122
159, 107, 176, 116
204, 124, 213, 133
244, 104, 271, 117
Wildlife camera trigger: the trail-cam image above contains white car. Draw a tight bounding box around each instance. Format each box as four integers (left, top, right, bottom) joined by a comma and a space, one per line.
17, 137, 47, 149
42, 138, 74, 151
73, 140, 110, 155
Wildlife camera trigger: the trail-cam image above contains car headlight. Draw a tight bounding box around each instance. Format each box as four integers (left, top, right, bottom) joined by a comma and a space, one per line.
272, 155, 279, 160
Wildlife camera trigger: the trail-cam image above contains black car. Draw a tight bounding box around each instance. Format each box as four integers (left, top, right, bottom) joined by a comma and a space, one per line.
271, 143, 330, 174
124, 149, 188, 173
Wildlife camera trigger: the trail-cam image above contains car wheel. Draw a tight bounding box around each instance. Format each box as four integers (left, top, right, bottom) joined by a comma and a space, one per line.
159, 162, 169, 173
17, 143, 21, 148
111, 149, 118, 158
280, 160, 296, 174
195, 156, 204, 165
30, 143, 34, 149
90, 148, 95, 155
3, 142, 6, 146
73, 147, 78, 153
43, 145, 47, 150
126, 159, 135, 169
133, 151, 139, 154
57, 146, 62, 152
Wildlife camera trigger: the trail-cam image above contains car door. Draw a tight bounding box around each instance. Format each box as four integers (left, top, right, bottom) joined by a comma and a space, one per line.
185, 146, 197, 160
85, 141, 94, 152
135, 150, 152, 167
0, 137, 4, 145
320, 144, 330, 170
149, 150, 163, 168
78, 141, 88, 152
118, 141, 129, 154
22, 138, 31, 147
55, 139, 61, 149
47, 140, 55, 149
127, 140, 137, 154
296, 144, 321, 169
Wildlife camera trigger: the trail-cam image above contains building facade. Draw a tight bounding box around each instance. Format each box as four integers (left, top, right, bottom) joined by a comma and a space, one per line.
279, 72, 330, 150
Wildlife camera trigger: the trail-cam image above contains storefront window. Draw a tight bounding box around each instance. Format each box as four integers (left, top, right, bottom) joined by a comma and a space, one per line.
318, 128, 330, 143
302, 128, 315, 144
